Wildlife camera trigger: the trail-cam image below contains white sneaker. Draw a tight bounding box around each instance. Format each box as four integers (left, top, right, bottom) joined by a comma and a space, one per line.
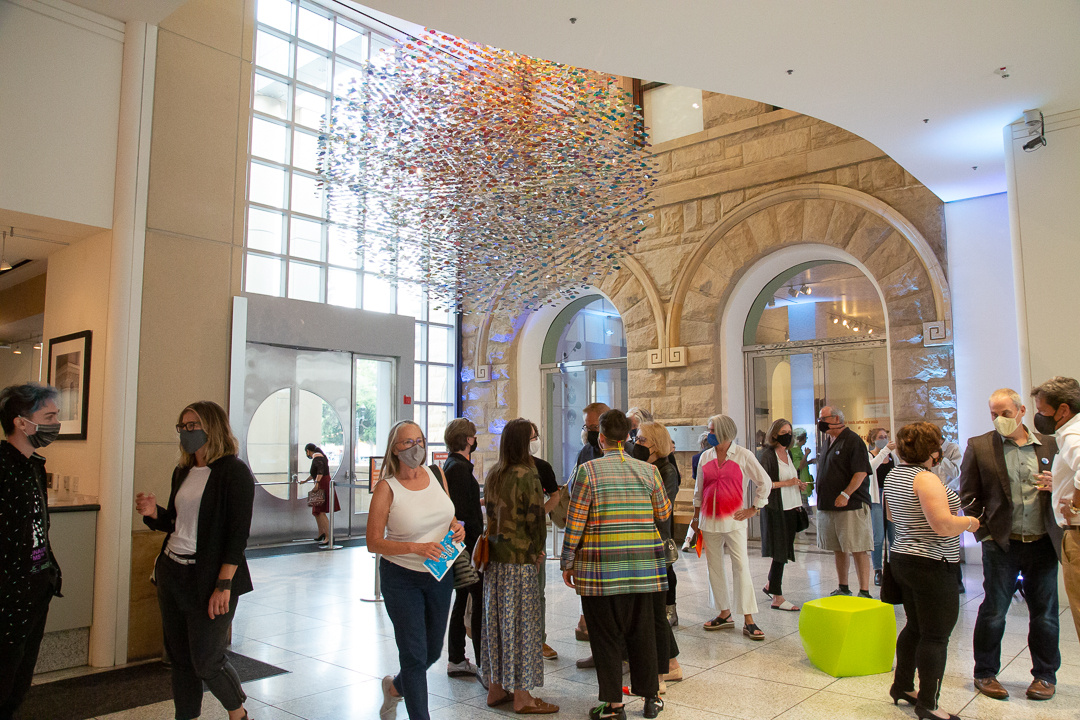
447, 659, 479, 678
380, 676, 402, 719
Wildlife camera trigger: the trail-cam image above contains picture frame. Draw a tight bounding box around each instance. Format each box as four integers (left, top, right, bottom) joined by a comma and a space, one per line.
47, 330, 92, 440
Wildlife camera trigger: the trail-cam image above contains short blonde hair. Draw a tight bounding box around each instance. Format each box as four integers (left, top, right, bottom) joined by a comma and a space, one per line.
177, 401, 238, 468
638, 421, 673, 457
380, 420, 426, 480
708, 414, 738, 444
990, 388, 1022, 409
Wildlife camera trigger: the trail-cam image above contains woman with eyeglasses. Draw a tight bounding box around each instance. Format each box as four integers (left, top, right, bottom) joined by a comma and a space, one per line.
883, 422, 980, 720
368, 421, 466, 720
867, 427, 897, 586
135, 401, 255, 720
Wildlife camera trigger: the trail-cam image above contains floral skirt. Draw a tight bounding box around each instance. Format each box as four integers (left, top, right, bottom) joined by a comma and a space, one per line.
480, 561, 544, 691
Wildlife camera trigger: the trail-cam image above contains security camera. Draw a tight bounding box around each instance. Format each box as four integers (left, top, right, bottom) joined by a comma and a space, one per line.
1023, 135, 1047, 151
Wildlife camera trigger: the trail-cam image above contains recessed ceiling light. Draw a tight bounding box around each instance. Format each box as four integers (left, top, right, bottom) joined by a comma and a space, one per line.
832, 318, 839, 324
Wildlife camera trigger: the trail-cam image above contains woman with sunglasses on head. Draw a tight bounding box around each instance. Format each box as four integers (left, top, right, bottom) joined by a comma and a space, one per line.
368, 421, 465, 720
883, 422, 980, 720
135, 401, 255, 720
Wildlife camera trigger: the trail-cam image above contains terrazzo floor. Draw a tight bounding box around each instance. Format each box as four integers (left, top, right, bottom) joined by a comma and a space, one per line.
35, 538, 1080, 720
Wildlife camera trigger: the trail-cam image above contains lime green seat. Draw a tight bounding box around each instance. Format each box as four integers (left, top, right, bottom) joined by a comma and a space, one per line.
798, 595, 896, 677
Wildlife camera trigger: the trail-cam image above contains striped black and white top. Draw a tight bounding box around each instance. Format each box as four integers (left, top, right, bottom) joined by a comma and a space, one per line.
883, 464, 960, 563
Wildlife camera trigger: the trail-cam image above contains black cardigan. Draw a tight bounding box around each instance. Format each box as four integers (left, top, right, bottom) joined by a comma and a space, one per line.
757, 447, 796, 562
144, 455, 255, 604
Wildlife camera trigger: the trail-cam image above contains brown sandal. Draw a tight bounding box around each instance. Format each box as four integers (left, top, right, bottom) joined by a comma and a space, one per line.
516, 699, 559, 714
488, 691, 513, 707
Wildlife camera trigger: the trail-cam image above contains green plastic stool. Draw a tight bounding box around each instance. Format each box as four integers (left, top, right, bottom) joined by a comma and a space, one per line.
798, 595, 896, 677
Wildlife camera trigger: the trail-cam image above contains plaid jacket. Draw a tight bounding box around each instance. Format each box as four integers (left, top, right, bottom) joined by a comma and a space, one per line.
560, 449, 671, 596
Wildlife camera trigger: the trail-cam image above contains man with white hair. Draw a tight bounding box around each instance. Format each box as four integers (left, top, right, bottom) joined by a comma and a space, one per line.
815, 405, 873, 597
960, 388, 1060, 701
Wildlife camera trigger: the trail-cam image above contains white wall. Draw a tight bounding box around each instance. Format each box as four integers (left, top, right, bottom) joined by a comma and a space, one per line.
1005, 109, 1080, 391
944, 193, 1021, 444
0, 0, 124, 228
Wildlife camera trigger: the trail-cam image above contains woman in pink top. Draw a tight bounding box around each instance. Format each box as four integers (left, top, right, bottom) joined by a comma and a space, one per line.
367, 421, 465, 720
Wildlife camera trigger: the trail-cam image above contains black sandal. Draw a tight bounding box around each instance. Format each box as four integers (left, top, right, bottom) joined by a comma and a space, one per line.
743, 623, 765, 640
703, 613, 734, 630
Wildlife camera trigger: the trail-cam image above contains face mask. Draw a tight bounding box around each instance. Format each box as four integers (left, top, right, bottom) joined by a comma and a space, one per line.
529, 439, 541, 456
179, 429, 208, 454
817, 419, 832, 433
631, 443, 651, 461
468, 438, 478, 453
23, 419, 62, 449
398, 443, 426, 468
587, 430, 600, 448
776, 433, 793, 448
874, 437, 888, 450
1033, 412, 1059, 435
706, 433, 719, 447
993, 415, 1019, 437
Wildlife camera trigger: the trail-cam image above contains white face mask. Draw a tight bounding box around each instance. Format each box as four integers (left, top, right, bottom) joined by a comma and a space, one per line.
993, 414, 1020, 437
530, 438, 541, 456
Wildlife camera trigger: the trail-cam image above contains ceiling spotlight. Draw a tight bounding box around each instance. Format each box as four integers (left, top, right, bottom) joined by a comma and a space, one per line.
788, 287, 799, 298
852, 325, 860, 332
801, 285, 811, 295
1023, 135, 1046, 151
868, 328, 874, 334
12, 347, 21, 355
832, 317, 839, 324
842, 319, 848, 327
33, 343, 42, 350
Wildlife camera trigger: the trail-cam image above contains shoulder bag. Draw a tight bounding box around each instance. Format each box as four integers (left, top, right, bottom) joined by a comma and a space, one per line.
430, 464, 480, 588
878, 496, 903, 605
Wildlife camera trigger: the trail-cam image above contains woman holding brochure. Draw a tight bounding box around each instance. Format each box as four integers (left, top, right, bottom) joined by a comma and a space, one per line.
367, 420, 465, 720
480, 418, 558, 714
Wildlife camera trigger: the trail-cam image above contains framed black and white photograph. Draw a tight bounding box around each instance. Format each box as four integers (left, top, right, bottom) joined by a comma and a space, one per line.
47, 330, 92, 440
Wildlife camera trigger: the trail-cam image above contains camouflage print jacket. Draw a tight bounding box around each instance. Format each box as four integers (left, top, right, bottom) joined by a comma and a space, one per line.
486, 464, 546, 565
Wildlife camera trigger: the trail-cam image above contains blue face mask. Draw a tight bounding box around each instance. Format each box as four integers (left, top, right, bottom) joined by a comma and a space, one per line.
706, 433, 719, 447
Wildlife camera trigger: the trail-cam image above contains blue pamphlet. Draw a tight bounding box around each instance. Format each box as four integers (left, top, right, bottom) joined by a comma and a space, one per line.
423, 530, 465, 581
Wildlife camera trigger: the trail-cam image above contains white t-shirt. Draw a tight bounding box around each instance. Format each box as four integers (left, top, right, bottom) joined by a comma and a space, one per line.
166, 465, 211, 556
1053, 413, 1080, 527
383, 466, 456, 573
777, 456, 802, 510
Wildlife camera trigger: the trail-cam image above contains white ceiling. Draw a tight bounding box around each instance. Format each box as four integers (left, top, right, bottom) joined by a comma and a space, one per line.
352, 0, 1080, 202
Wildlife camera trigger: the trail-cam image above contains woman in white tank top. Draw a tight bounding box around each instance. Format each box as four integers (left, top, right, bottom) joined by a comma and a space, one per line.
367, 421, 465, 720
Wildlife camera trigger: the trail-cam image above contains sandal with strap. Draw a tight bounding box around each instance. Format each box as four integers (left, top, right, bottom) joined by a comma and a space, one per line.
516, 698, 559, 714
770, 600, 799, 612
743, 623, 765, 640
703, 613, 734, 630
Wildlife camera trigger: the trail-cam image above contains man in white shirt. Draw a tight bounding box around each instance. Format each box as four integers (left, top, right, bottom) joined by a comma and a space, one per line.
1031, 376, 1080, 645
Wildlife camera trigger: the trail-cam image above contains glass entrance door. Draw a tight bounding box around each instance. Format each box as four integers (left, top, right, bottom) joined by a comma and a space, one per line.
242, 343, 395, 546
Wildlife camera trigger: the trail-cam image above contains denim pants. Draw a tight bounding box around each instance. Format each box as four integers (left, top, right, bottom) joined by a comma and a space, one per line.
381, 558, 454, 720
973, 537, 1060, 683
870, 502, 886, 570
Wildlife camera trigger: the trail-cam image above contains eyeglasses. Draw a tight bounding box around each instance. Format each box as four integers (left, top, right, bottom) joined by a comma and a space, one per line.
175, 421, 202, 433
395, 438, 426, 450
581, 424, 599, 432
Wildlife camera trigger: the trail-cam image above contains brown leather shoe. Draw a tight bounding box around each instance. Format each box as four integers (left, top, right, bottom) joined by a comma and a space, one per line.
973, 676, 1009, 700
575, 655, 595, 669
1026, 679, 1055, 700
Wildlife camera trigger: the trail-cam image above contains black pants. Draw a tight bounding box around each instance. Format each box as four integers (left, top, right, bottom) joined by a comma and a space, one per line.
665, 566, 677, 605
157, 555, 246, 720
891, 553, 960, 711
582, 591, 666, 703
0, 583, 53, 720
448, 574, 483, 664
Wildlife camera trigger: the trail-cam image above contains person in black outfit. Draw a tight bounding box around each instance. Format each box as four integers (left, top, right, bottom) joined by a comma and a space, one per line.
757, 418, 805, 612
303, 443, 340, 545
442, 417, 484, 679
135, 400, 255, 720
529, 421, 561, 661
0, 383, 63, 720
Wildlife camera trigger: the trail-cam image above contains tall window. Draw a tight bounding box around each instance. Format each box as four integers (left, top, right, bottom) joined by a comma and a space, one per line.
247, 0, 456, 454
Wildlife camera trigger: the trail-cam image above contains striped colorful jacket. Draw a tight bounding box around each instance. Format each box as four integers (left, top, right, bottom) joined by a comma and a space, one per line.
560, 449, 672, 596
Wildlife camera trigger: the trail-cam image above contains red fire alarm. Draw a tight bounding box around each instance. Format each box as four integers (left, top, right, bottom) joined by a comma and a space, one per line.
403, 395, 412, 405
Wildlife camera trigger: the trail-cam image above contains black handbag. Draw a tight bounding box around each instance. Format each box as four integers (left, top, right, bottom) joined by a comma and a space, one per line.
879, 498, 903, 604
793, 506, 810, 533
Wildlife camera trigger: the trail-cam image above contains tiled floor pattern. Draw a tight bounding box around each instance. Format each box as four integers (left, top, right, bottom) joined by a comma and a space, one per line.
43, 542, 1080, 719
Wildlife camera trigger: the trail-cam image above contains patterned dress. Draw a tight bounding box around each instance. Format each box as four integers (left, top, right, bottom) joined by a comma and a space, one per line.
480, 464, 546, 691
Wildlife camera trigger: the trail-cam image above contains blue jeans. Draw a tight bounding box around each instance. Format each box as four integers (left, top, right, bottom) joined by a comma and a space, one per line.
381, 558, 454, 720
870, 502, 885, 570
973, 537, 1060, 683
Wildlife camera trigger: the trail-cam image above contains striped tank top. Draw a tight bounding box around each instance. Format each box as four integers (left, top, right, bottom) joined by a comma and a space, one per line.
883, 464, 960, 562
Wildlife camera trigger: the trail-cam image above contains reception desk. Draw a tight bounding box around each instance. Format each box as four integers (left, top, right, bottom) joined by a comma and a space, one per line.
35, 495, 99, 673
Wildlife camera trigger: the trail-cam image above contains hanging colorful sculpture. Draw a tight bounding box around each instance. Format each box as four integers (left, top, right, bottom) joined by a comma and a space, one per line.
318, 29, 656, 312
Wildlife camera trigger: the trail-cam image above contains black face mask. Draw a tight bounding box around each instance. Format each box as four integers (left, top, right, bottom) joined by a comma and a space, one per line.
468, 438, 478, 453
1033, 412, 1059, 435
776, 433, 793, 448
817, 419, 832, 433
587, 430, 600, 448
24, 420, 62, 449
629, 428, 638, 440
631, 443, 651, 462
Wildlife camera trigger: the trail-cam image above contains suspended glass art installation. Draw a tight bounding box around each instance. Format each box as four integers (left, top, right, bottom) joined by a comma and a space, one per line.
318, 30, 656, 312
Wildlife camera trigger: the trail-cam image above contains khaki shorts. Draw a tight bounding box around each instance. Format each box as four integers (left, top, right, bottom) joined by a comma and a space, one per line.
816, 506, 873, 553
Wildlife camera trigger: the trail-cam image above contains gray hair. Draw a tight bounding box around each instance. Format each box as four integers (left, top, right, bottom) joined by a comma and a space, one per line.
990, 388, 1023, 410
794, 427, 808, 441
707, 414, 738, 444
698, 431, 711, 450
1032, 377, 1080, 414
627, 406, 654, 424
821, 405, 845, 423
0, 383, 60, 435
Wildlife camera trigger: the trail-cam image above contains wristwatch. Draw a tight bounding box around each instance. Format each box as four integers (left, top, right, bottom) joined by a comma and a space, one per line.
839, 491, 850, 500
215, 578, 232, 591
